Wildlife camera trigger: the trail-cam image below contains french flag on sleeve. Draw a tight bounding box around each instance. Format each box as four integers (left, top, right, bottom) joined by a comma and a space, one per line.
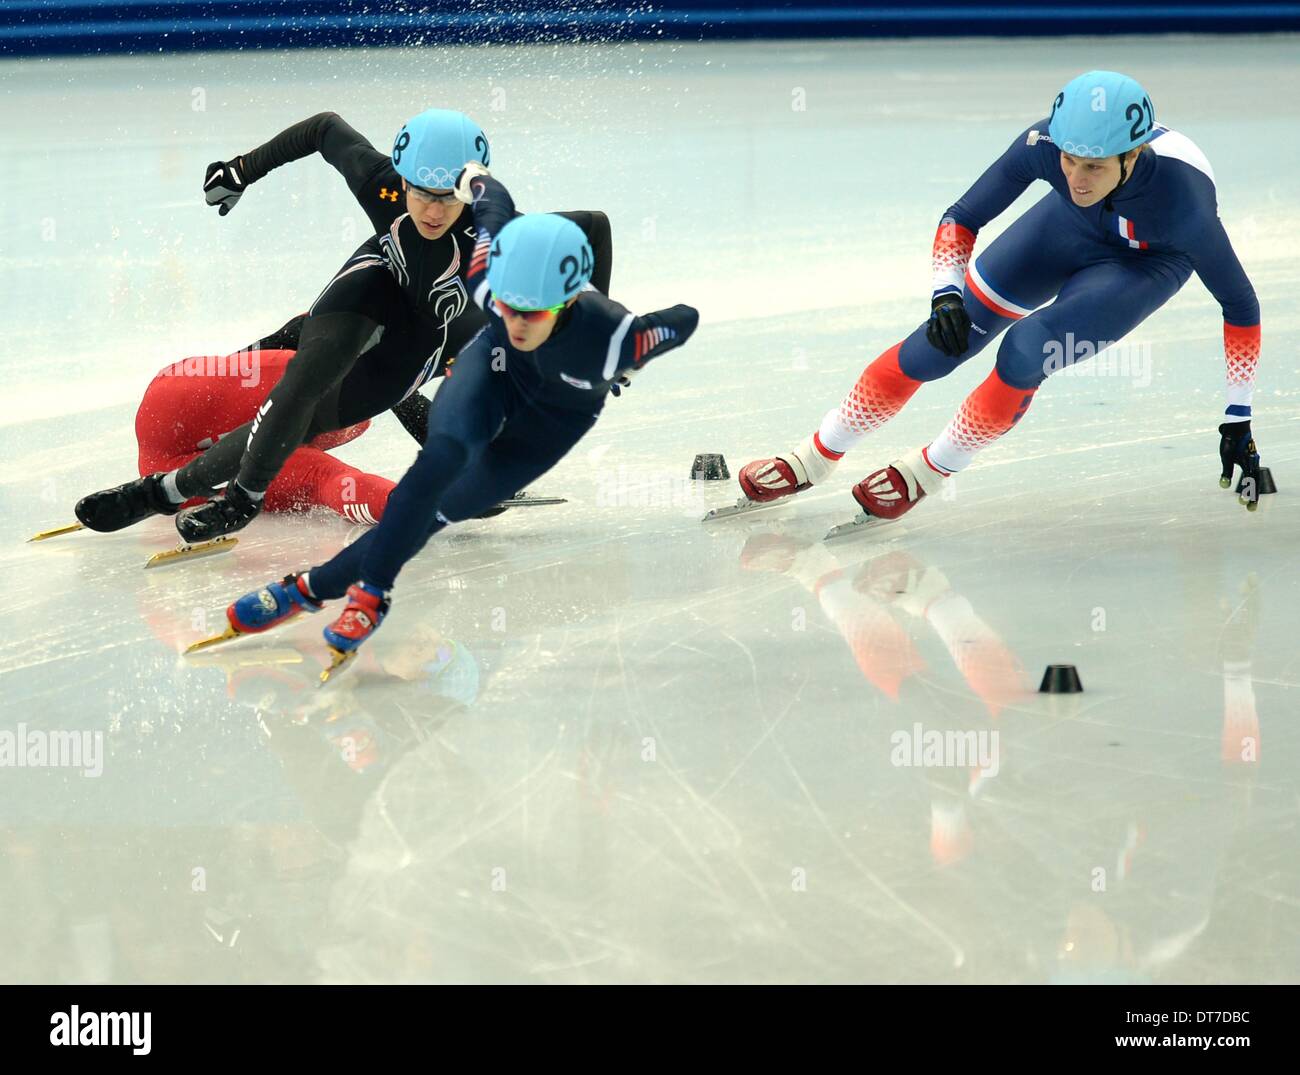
1117, 215, 1148, 250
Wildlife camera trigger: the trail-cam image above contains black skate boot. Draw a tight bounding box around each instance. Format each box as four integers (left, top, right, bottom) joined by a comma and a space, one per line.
75, 473, 179, 532
176, 482, 262, 542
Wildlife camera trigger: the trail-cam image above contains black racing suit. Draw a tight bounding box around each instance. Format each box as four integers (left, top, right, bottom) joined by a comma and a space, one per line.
174, 112, 612, 496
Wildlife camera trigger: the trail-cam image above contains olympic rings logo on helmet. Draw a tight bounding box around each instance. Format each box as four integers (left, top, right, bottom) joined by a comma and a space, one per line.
415, 165, 458, 188
1060, 140, 1107, 158
495, 289, 544, 310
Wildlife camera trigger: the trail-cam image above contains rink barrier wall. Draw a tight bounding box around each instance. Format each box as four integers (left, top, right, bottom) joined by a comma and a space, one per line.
3, 1, 1300, 56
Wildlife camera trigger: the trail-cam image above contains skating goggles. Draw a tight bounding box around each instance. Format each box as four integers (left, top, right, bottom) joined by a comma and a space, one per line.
405, 183, 459, 205
494, 298, 565, 323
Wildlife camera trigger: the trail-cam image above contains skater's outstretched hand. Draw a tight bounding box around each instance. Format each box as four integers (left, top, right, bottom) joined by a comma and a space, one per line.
926, 293, 971, 357
454, 161, 491, 205
204, 158, 248, 216
1219, 421, 1262, 509
609, 370, 638, 397
456, 168, 515, 245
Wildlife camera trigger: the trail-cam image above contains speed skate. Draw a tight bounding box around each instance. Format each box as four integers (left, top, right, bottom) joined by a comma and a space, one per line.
144, 536, 239, 568
318, 647, 358, 685
823, 512, 900, 541
28, 519, 238, 567
701, 495, 787, 522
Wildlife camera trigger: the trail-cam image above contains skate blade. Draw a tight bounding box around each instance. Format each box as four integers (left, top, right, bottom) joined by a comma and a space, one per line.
28, 522, 86, 542
186, 647, 304, 670
701, 496, 782, 522
144, 536, 238, 569
506, 496, 567, 508
184, 624, 244, 654
319, 647, 358, 686
823, 513, 898, 541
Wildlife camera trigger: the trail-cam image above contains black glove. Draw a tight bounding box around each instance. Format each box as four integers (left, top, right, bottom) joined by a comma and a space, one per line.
204, 157, 248, 216
926, 292, 972, 357
608, 374, 633, 398
1219, 420, 1262, 509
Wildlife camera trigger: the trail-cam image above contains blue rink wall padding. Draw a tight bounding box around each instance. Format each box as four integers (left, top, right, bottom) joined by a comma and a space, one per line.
3, 1, 1300, 56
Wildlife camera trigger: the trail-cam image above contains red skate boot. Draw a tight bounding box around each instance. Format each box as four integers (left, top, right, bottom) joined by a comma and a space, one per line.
709, 434, 841, 520
851, 448, 945, 521
320, 582, 390, 684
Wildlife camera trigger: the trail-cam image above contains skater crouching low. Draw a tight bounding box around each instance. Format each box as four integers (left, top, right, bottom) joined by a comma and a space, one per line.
191, 167, 698, 680
736, 70, 1267, 530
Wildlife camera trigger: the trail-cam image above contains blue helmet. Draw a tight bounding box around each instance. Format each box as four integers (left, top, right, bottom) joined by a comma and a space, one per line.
391, 108, 489, 190
1048, 71, 1155, 158
487, 214, 593, 311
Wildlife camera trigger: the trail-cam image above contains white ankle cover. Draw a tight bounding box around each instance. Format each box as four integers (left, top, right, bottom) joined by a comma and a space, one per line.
160, 470, 185, 505
896, 447, 945, 498
786, 434, 839, 487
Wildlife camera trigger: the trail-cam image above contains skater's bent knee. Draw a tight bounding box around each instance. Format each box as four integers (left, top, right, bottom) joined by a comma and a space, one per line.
898, 330, 966, 382
421, 433, 471, 473
995, 319, 1056, 389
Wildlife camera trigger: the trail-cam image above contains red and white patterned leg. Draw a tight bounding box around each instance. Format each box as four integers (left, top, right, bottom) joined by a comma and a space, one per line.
925, 367, 1037, 476
818, 342, 923, 455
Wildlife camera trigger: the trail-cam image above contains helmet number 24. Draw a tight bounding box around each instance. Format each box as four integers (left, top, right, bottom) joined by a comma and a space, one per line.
559, 246, 593, 292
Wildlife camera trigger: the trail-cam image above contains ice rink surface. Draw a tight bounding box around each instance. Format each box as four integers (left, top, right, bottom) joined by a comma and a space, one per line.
1, 36, 1298, 983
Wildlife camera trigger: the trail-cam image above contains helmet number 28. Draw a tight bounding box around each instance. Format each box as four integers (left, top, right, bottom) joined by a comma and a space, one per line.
1126, 96, 1155, 142
393, 129, 411, 164
559, 246, 593, 292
